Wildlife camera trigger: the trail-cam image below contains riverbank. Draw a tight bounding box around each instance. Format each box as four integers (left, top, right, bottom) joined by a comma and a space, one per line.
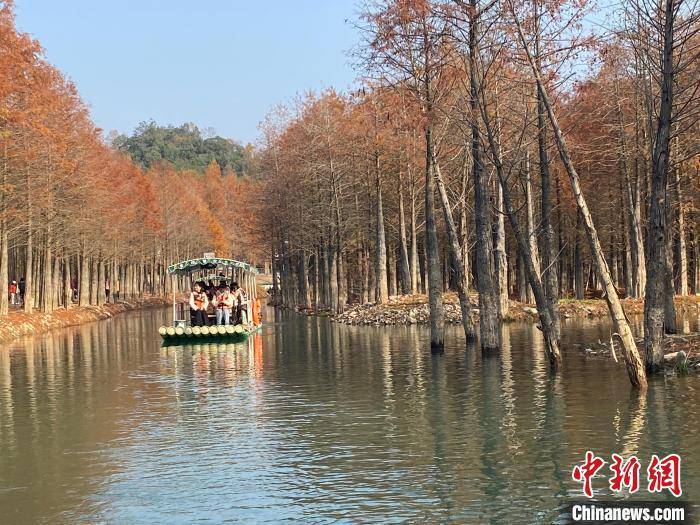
0, 296, 170, 344
328, 293, 700, 326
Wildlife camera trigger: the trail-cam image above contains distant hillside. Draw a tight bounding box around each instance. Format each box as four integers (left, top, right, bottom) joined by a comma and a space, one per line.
113, 121, 255, 175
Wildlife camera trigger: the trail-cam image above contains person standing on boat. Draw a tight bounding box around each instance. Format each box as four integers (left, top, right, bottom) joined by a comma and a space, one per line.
231, 282, 248, 324
189, 282, 209, 326
213, 285, 234, 325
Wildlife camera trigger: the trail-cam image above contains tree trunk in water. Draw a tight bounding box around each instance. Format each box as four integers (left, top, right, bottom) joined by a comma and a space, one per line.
538, 94, 560, 341
425, 126, 445, 351
644, 0, 674, 373
494, 177, 509, 318
434, 160, 476, 341
524, 152, 540, 304
496, 168, 562, 368
474, 63, 560, 367
512, 13, 646, 388
469, 0, 499, 352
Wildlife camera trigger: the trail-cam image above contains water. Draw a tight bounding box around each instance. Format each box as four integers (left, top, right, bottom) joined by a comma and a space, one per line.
0, 308, 698, 524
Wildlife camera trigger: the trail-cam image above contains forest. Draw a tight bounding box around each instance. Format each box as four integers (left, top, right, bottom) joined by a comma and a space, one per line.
113, 121, 257, 175
258, 0, 699, 389
0, 1, 261, 319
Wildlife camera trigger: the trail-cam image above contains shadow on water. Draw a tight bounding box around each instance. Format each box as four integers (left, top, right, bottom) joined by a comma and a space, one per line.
0, 307, 698, 523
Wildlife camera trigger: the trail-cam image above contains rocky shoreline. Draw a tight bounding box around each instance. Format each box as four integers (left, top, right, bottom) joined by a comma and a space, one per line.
0, 296, 170, 344
328, 293, 699, 326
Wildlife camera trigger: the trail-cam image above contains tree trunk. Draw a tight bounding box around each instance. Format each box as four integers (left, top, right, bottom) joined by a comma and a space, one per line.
24, 227, 33, 314
524, 152, 540, 304
469, 0, 499, 352
79, 246, 90, 306
663, 197, 677, 334
425, 125, 445, 351
328, 243, 338, 312
512, 12, 646, 388
63, 254, 72, 308
538, 97, 560, 341
434, 160, 477, 341
374, 153, 389, 304
0, 219, 7, 316
397, 177, 411, 295
90, 258, 98, 305
644, 0, 675, 373
97, 258, 106, 306
675, 158, 688, 295
42, 233, 52, 314
409, 185, 419, 294
494, 164, 509, 318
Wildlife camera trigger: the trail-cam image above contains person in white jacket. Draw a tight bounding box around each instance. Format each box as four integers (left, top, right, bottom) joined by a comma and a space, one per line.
213, 285, 234, 325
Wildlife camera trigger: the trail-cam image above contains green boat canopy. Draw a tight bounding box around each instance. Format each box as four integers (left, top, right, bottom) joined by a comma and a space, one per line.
167, 257, 259, 276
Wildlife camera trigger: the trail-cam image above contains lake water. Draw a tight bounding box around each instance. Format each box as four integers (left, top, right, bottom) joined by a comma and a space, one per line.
0, 307, 698, 524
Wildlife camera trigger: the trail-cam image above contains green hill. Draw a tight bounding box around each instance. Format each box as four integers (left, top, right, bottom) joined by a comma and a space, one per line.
113, 121, 254, 175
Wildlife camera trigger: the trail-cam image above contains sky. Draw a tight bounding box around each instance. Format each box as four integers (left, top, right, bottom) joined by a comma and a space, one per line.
14, 0, 360, 145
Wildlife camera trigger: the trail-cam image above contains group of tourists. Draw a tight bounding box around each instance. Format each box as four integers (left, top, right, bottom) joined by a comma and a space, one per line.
189, 280, 247, 327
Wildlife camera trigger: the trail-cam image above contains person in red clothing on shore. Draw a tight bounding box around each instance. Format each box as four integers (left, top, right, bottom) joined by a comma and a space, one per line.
8, 280, 17, 305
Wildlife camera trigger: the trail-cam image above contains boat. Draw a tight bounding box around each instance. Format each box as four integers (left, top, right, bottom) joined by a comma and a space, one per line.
158, 255, 262, 343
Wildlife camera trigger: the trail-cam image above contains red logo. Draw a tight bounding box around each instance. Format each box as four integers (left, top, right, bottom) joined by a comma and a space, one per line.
647, 454, 682, 497
573, 452, 682, 498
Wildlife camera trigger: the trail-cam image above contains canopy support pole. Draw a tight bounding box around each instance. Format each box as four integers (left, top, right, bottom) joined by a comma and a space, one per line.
171, 274, 176, 326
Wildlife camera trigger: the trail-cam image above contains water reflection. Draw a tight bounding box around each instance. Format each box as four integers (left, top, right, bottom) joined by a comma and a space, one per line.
0, 309, 698, 524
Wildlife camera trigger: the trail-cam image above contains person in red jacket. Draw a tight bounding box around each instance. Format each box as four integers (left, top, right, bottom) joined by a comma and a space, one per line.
8, 280, 17, 305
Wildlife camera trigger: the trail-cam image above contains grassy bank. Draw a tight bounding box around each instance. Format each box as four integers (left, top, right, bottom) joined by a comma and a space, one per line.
0, 296, 170, 344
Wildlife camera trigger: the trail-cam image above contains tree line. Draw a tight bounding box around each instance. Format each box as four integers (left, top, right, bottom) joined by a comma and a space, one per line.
0, 2, 261, 317
258, 0, 699, 389
112, 121, 257, 175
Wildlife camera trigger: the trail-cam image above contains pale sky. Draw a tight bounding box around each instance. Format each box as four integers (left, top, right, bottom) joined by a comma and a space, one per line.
15, 1, 360, 145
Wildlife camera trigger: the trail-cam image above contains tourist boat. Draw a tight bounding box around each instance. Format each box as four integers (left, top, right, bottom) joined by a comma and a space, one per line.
158, 255, 262, 344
